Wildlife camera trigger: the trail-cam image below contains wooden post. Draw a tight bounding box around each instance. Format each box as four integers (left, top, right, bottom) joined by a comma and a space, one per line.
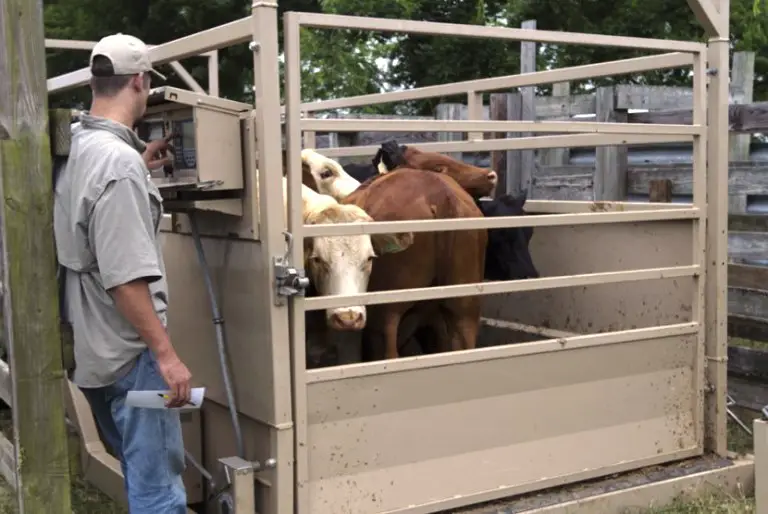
540, 82, 572, 166
499, 93, 524, 195
594, 86, 629, 201
0, 1, 73, 512
729, 51, 755, 162
649, 179, 673, 203
489, 93, 509, 197
519, 20, 537, 193
435, 102, 467, 161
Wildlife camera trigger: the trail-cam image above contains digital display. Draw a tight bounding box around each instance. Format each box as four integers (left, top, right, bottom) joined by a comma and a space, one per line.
170, 119, 196, 169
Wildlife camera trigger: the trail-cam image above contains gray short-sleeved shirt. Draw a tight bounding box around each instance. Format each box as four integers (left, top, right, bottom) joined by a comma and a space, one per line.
53, 113, 169, 388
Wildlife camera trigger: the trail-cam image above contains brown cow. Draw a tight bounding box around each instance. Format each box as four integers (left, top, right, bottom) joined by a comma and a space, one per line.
341, 168, 487, 359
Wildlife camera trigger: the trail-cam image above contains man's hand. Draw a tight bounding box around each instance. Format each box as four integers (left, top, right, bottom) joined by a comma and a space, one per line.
156, 350, 192, 408
142, 134, 174, 169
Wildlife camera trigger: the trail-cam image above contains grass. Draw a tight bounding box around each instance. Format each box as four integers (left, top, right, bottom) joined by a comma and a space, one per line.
0, 337, 763, 513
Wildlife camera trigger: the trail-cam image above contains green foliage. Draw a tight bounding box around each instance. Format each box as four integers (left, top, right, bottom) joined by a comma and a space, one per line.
42, 0, 768, 111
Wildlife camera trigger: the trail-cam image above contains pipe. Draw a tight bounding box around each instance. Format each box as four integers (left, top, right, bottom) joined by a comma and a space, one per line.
188, 212, 246, 459
185, 448, 216, 489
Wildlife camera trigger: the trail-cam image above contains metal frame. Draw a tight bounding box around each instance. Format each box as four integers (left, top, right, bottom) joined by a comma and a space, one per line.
45, 38, 221, 97
42, 0, 736, 512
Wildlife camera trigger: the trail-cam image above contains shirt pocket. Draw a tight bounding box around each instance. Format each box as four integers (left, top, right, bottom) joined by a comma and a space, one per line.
147, 185, 164, 233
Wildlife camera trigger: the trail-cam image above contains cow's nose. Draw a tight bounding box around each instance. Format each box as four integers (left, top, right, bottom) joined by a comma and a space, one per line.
329, 309, 365, 331
488, 170, 498, 184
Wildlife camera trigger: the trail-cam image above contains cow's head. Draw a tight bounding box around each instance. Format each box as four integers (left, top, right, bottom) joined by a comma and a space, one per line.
388, 146, 497, 198
295, 181, 413, 330
301, 148, 360, 201
373, 140, 409, 174
476, 190, 539, 281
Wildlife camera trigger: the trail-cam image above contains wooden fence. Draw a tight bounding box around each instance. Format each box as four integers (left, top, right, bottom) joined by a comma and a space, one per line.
728, 213, 768, 412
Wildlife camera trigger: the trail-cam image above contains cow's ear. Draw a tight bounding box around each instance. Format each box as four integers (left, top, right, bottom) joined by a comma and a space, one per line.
371, 232, 414, 255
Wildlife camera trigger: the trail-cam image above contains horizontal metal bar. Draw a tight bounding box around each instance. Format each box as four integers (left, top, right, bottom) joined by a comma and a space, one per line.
301, 207, 700, 237
46, 38, 219, 58
296, 12, 705, 53
304, 264, 699, 310
523, 200, 691, 213
302, 118, 704, 136
480, 317, 580, 340
47, 17, 253, 93
45, 38, 95, 50
317, 133, 695, 158
306, 322, 699, 382
293, 52, 693, 113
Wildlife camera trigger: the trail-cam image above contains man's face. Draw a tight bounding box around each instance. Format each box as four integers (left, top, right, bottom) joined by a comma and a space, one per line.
133, 73, 151, 120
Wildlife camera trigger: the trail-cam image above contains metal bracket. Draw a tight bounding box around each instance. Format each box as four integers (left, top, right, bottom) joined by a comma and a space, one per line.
727, 393, 753, 436
706, 67, 718, 76
273, 231, 310, 306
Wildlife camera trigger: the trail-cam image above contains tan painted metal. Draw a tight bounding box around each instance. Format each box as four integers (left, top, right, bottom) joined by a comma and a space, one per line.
43, 0, 737, 512
44, 39, 217, 96
756, 419, 768, 514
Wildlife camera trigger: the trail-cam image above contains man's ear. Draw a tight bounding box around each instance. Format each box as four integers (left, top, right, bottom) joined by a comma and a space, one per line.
371, 232, 414, 255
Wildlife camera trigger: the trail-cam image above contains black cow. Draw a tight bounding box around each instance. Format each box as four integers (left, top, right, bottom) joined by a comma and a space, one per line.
341, 140, 407, 183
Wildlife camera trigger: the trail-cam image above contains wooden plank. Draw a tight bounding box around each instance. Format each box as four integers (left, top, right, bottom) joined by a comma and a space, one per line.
435, 103, 466, 161
649, 179, 672, 202
520, 19, 536, 194
532, 173, 593, 200
489, 93, 509, 197
0, 0, 73, 510
729, 314, 768, 342
730, 214, 768, 232
534, 93, 595, 118
728, 375, 768, 411
727, 345, 768, 381
506, 93, 524, 195
729, 232, 768, 264
539, 82, 571, 166
729, 52, 755, 161
614, 85, 694, 111
729, 263, 768, 289
730, 287, 768, 319
594, 86, 628, 201
627, 101, 768, 132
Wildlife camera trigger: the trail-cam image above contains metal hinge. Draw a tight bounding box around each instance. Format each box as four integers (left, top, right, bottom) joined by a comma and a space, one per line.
273, 231, 310, 306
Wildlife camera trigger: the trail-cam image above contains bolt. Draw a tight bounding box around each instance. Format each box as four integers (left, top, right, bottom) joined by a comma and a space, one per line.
249, 41, 260, 52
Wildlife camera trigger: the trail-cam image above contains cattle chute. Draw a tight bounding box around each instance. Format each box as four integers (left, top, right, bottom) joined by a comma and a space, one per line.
45, 1, 746, 513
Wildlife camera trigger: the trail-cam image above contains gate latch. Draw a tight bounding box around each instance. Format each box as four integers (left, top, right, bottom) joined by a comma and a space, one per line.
273, 231, 310, 305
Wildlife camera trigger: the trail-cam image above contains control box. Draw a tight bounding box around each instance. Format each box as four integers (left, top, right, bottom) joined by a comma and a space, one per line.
135, 87, 252, 215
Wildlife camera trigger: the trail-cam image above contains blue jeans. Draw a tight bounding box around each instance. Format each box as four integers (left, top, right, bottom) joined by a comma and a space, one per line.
80, 348, 187, 513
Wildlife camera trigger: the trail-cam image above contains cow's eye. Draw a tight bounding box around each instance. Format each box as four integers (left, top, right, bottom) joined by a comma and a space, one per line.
319, 169, 333, 179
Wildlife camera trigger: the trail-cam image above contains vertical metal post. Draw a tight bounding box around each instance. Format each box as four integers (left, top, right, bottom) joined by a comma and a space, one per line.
691, 49, 708, 452
757, 418, 768, 514
251, 1, 296, 513
704, 0, 730, 457
283, 10, 310, 514
208, 50, 220, 97
220, 457, 256, 513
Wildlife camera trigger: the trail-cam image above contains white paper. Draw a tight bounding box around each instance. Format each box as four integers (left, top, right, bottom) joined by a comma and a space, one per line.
125, 387, 206, 410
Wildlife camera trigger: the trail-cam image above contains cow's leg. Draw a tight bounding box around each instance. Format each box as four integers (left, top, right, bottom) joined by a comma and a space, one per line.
443, 297, 482, 351
381, 303, 414, 359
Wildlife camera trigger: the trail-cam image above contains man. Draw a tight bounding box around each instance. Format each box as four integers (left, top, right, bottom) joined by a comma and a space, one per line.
53, 33, 192, 513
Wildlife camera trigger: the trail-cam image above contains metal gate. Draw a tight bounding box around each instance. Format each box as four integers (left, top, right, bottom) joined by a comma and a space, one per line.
282, 11, 716, 514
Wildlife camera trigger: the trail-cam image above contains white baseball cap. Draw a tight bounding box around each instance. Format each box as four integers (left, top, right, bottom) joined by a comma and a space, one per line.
90, 33, 166, 81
